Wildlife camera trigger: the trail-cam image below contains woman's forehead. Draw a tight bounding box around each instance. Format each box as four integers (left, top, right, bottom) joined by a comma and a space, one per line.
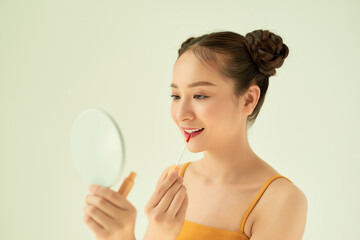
173, 50, 220, 74
172, 50, 233, 90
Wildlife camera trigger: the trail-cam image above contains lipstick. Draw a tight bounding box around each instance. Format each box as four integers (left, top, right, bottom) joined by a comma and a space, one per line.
167, 134, 191, 177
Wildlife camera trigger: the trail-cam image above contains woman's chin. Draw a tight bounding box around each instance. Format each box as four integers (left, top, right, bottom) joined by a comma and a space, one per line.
186, 144, 205, 153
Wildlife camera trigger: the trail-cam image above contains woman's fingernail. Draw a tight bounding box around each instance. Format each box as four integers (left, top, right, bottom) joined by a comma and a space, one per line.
172, 170, 179, 177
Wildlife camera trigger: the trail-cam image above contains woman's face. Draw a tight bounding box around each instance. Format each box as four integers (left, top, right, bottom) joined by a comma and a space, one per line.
170, 50, 246, 152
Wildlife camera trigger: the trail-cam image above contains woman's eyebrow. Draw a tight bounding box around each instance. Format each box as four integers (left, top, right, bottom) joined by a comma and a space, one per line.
170, 81, 217, 88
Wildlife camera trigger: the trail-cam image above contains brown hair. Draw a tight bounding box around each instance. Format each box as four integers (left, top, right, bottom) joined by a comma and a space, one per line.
176, 29, 289, 129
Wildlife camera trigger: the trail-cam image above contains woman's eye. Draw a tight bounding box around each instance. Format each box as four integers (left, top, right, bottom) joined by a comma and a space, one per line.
170, 95, 180, 100
170, 94, 207, 100
194, 95, 207, 99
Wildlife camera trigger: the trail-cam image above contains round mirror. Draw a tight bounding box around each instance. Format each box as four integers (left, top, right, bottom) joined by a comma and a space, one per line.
70, 108, 125, 188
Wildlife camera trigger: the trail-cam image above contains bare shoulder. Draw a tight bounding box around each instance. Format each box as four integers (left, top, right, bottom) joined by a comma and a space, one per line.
266, 178, 308, 213
251, 177, 308, 240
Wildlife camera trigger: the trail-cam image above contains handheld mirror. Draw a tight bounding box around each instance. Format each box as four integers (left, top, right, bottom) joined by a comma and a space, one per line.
70, 108, 126, 189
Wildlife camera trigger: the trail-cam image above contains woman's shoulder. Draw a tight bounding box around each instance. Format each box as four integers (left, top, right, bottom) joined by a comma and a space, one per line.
252, 166, 308, 223
256, 160, 306, 205
260, 161, 304, 198
241, 162, 307, 239
251, 172, 308, 239
264, 174, 306, 205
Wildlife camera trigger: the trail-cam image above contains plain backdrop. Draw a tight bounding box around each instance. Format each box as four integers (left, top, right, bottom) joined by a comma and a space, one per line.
1, 0, 359, 239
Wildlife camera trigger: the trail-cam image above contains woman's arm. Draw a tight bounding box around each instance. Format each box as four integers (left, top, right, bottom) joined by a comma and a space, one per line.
250, 184, 308, 240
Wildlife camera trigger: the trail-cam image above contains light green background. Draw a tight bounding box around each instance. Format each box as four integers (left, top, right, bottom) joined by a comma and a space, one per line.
1, 0, 359, 239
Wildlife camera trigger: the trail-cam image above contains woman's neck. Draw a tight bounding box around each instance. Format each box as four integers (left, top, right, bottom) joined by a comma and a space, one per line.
198, 141, 263, 184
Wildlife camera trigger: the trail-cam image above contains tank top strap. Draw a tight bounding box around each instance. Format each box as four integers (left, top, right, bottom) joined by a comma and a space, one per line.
239, 174, 293, 232
179, 161, 192, 177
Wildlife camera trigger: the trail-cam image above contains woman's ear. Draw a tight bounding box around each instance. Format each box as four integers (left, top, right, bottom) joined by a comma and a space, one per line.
243, 85, 260, 116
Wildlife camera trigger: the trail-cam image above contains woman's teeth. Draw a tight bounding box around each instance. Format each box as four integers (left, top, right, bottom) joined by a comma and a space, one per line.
184, 128, 204, 133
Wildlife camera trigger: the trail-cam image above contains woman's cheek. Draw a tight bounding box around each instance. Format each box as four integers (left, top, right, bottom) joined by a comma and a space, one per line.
170, 104, 177, 122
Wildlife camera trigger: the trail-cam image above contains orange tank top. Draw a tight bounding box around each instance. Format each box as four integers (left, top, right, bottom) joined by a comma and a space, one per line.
175, 161, 293, 240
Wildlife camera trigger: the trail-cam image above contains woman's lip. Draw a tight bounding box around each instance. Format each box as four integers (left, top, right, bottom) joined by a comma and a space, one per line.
181, 127, 204, 130
183, 128, 204, 138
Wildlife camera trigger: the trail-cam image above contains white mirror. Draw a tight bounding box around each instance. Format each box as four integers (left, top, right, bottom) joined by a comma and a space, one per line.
70, 108, 125, 188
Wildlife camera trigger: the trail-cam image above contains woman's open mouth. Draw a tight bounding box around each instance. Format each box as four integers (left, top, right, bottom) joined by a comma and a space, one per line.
183, 128, 204, 139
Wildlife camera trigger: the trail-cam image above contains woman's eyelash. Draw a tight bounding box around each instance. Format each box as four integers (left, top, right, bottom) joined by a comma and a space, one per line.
170, 94, 208, 100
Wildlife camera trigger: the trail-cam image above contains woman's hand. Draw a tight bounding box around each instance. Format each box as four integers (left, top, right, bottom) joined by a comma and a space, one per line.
143, 170, 188, 240
83, 184, 137, 240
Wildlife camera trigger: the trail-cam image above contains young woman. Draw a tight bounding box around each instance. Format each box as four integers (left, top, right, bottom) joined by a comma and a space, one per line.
144, 30, 308, 240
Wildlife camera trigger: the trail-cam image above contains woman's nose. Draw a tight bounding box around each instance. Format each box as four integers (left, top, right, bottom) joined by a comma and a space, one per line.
176, 100, 195, 121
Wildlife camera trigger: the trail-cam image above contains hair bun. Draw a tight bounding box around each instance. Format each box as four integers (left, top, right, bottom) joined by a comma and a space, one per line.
244, 29, 289, 77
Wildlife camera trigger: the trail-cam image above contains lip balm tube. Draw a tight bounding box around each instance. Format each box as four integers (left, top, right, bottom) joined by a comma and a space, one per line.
166, 134, 192, 178
118, 171, 136, 198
